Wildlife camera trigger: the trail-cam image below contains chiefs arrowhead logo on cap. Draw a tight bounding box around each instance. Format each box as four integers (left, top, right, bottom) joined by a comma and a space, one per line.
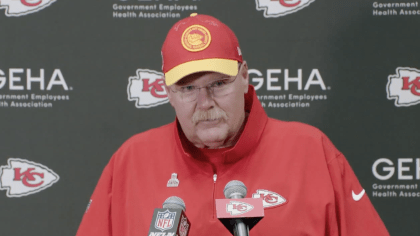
181, 24, 211, 52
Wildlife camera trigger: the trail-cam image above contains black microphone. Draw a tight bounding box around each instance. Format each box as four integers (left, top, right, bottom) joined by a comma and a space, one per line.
148, 196, 191, 236
223, 180, 249, 236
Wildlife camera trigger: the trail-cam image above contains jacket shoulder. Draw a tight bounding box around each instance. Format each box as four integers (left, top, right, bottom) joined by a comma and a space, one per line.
264, 118, 341, 162
266, 118, 325, 139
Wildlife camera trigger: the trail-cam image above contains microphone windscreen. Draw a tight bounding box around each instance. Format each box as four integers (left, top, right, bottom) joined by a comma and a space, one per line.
224, 180, 247, 199
162, 196, 186, 211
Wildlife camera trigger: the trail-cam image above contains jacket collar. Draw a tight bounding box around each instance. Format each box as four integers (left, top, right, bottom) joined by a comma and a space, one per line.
173, 85, 268, 165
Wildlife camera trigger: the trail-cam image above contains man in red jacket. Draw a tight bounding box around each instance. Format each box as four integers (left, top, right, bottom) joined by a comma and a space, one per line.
76, 13, 390, 236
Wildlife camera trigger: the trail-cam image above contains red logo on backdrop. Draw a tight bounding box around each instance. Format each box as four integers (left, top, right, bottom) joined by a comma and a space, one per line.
226, 201, 254, 216
402, 76, 420, 96
127, 69, 169, 108
0, 158, 59, 197
0, 0, 56, 17
252, 189, 287, 208
255, 0, 315, 18
142, 78, 167, 98
21, 0, 41, 7
275, 0, 301, 7
14, 168, 44, 187
387, 67, 420, 107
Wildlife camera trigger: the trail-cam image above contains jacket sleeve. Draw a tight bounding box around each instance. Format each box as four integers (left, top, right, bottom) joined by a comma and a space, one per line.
75, 157, 114, 236
323, 136, 390, 236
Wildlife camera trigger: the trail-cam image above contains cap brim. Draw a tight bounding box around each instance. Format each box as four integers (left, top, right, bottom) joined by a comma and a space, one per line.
165, 58, 238, 86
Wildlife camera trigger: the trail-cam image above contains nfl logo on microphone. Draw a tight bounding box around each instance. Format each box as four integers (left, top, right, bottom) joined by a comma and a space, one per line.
148, 208, 191, 236
155, 210, 176, 231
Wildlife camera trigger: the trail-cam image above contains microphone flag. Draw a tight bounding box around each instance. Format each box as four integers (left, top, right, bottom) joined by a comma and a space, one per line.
215, 198, 264, 235
148, 208, 190, 236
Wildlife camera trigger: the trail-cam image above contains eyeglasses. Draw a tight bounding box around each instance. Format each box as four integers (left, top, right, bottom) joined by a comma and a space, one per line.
170, 73, 239, 103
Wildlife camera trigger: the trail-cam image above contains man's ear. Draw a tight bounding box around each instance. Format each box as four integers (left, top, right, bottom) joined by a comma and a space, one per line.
240, 61, 249, 93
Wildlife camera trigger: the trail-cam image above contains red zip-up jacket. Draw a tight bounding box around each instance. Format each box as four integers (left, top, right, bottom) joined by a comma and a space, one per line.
76, 86, 389, 236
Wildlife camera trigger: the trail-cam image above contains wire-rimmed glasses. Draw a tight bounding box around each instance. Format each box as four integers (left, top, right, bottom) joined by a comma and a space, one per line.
170, 72, 239, 103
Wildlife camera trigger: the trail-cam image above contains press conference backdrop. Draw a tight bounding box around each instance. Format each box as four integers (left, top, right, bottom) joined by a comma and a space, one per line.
0, 0, 419, 235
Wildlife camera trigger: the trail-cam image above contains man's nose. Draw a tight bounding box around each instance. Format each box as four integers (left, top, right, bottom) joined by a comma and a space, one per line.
196, 87, 214, 109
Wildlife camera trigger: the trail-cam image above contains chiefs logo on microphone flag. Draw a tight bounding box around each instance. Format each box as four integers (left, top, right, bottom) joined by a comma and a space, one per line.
226, 200, 254, 216
216, 198, 264, 218
216, 198, 264, 235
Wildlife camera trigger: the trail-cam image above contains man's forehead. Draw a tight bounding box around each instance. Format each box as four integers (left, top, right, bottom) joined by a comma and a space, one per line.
175, 71, 231, 85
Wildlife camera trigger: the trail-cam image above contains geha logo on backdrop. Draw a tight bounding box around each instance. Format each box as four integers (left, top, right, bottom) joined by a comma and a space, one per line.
0, 158, 59, 197
371, 158, 420, 198
255, 0, 316, 18
0, 0, 56, 17
387, 67, 420, 107
249, 68, 330, 109
113, 0, 199, 19
372, 1, 420, 16
0, 68, 73, 109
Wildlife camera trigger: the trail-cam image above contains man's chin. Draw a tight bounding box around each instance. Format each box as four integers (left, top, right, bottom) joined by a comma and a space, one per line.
203, 141, 226, 149
195, 127, 229, 148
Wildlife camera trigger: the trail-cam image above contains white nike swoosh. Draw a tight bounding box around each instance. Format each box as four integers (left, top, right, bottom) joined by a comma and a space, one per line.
352, 189, 365, 201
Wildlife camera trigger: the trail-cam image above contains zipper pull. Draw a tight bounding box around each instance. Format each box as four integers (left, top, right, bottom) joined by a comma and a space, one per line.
213, 174, 217, 183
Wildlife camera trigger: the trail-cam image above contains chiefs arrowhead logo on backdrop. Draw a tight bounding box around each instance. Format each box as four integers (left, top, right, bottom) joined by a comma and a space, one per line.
0, 158, 59, 197
387, 67, 420, 107
0, 0, 56, 17
127, 69, 169, 109
252, 189, 286, 208
226, 201, 254, 216
255, 0, 316, 18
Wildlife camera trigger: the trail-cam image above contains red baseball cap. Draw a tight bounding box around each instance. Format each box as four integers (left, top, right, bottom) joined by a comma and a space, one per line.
162, 13, 243, 86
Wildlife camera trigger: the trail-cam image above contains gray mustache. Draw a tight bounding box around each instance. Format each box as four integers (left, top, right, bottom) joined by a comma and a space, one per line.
192, 107, 228, 124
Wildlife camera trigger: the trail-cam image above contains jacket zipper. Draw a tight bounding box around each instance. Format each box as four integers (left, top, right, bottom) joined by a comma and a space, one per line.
213, 173, 217, 219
